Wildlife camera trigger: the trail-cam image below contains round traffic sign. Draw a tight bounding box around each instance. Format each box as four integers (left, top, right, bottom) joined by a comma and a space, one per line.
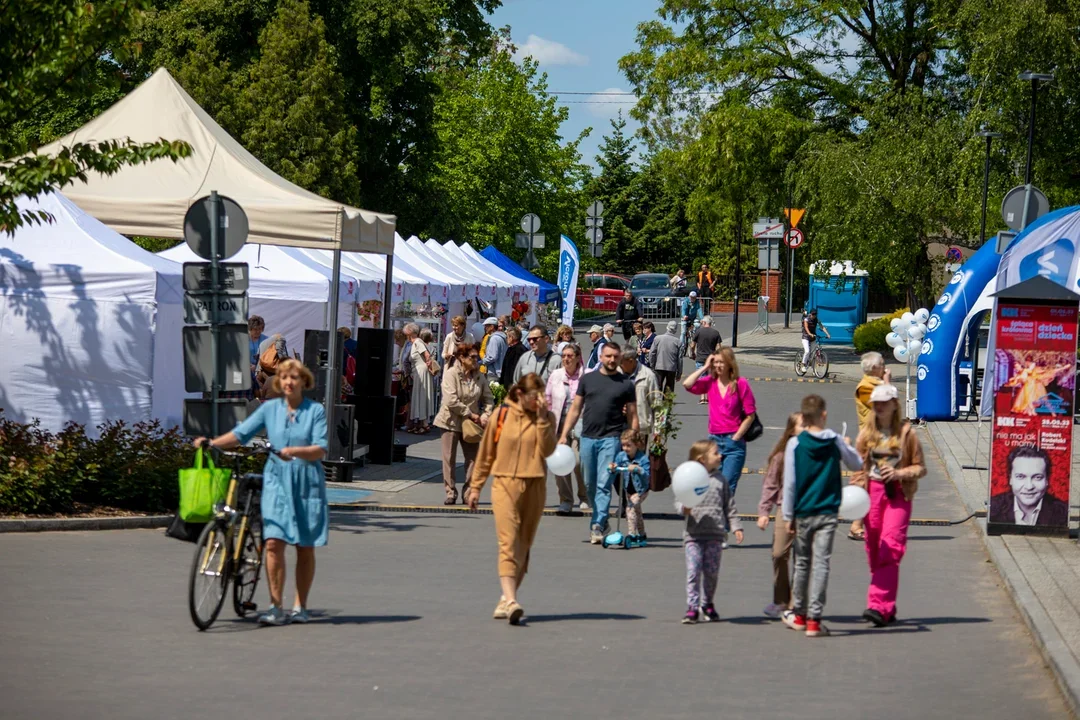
785, 228, 804, 249
520, 213, 541, 234
1000, 185, 1049, 231
587, 200, 604, 217
184, 194, 248, 260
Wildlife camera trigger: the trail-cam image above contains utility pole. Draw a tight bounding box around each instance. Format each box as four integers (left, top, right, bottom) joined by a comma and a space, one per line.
732, 216, 741, 348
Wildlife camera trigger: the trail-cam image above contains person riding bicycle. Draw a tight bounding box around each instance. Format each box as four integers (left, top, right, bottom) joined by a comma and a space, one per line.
801, 308, 831, 367
681, 291, 705, 349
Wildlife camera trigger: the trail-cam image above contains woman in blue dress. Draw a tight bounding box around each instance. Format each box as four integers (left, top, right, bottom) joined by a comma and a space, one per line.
196, 358, 329, 626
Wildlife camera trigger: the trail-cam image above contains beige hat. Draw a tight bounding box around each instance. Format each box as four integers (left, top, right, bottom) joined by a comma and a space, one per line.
588, 324, 604, 334
869, 384, 899, 403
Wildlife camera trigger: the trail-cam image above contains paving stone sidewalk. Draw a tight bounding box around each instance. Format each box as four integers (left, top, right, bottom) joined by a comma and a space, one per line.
928, 417, 1080, 715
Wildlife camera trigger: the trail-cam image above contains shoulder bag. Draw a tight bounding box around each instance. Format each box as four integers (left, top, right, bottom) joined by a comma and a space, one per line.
735, 377, 764, 442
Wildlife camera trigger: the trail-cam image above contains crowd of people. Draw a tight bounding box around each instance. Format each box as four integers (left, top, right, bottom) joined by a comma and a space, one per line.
195, 303, 926, 633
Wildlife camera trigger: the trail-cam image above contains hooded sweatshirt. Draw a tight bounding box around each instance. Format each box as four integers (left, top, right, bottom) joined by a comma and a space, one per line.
470, 398, 557, 489
781, 428, 863, 520
854, 374, 884, 432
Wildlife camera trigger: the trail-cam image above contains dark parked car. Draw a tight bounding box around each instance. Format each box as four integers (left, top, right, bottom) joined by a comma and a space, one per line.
629, 273, 677, 316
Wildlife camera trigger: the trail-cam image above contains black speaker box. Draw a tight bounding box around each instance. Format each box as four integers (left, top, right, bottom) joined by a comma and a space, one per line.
354, 395, 396, 464
352, 328, 394, 397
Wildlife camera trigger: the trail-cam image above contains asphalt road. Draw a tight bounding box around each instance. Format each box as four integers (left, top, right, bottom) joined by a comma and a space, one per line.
0, 360, 1069, 719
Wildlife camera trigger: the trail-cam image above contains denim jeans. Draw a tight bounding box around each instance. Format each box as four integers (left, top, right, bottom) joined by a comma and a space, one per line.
791, 514, 839, 620
710, 434, 747, 495
580, 435, 620, 530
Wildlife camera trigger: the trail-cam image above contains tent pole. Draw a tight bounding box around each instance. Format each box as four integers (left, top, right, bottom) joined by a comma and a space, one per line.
383, 254, 394, 329
324, 249, 342, 459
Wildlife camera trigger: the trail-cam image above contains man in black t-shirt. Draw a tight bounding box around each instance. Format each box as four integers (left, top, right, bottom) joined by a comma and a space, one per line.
615, 290, 641, 341
560, 341, 639, 544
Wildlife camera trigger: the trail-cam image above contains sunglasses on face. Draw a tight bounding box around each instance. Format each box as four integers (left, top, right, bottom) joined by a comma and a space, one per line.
527, 336, 541, 344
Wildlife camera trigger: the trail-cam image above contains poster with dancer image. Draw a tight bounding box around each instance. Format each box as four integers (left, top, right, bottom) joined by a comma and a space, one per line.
988, 301, 1077, 535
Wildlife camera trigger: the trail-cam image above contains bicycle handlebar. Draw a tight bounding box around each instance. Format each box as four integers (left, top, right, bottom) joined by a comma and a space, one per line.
198, 440, 281, 460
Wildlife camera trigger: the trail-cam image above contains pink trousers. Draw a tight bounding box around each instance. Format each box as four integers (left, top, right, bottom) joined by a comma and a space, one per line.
864, 481, 912, 619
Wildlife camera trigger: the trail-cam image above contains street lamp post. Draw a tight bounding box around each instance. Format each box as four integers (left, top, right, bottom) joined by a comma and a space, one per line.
976, 128, 1002, 245
1017, 71, 1053, 230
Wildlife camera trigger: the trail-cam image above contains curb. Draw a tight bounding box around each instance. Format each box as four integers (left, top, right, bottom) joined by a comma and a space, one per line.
0, 515, 172, 533
927, 422, 1080, 718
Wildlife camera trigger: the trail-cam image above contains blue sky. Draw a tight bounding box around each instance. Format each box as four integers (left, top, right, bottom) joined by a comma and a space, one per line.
488, 0, 661, 169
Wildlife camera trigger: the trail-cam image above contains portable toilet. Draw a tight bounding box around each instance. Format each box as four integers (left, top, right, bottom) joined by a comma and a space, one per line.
807, 261, 869, 345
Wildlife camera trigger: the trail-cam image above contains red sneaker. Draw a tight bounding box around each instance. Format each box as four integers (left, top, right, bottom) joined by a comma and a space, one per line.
806, 619, 830, 637
782, 612, 806, 631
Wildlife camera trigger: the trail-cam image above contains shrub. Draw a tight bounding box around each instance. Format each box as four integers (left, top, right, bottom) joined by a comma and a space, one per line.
0, 413, 195, 515
853, 308, 909, 354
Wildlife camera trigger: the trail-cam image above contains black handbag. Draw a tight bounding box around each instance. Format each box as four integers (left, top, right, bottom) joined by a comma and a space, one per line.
165, 514, 206, 543
736, 378, 764, 442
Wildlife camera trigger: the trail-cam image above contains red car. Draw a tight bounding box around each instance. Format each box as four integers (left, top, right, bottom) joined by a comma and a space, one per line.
578, 273, 630, 311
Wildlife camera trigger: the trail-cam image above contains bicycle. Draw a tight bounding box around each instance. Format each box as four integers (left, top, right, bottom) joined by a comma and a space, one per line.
188, 444, 273, 631
794, 339, 830, 379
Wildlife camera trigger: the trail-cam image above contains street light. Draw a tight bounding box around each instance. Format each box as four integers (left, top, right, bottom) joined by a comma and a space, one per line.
1017, 71, 1054, 185
976, 128, 1002, 245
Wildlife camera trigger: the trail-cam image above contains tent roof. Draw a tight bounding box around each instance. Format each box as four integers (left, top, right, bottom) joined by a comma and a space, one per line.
415, 238, 512, 301
36, 68, 396, 254
395, 234, 479, 301
478, 245, 559, 303
2, 192, 181, 304
159, 242, 335, 303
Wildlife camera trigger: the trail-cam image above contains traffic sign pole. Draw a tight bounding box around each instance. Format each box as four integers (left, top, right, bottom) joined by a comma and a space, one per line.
210, 191, 221, 437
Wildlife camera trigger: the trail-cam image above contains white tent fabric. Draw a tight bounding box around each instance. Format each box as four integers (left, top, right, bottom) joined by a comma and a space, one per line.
159, 243, 346, 356
460, 242, 542, 304
301, 249, 447, 307
395, 234, 483, 302
34, 68, 396, 254
416, 238, 513, 304
0, 192, 185, 433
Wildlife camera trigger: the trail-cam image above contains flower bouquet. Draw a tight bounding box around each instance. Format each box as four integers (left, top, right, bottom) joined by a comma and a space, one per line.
647, 390, 680, 492
490, 381, 507, 406
357, 300, 382, 323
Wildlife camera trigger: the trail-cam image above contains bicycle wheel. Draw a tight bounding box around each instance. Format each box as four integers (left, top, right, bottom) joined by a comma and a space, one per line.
188, 521, 230, 630
813, 349, 830, 379
232, 513, 263, 618
793, 351, 807, 377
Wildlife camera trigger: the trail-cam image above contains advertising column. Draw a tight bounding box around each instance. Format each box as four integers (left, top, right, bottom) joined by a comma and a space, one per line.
987, 292, 1078, 536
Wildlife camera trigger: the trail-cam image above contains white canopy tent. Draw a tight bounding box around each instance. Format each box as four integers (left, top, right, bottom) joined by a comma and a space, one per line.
417, 238, 514, 306
460, 242, 542, 306
30, 67, 398, 434
395, 234, 482, 303
300, 249, 449, 310
159, 243, 356, 356
0, 192, 185, 433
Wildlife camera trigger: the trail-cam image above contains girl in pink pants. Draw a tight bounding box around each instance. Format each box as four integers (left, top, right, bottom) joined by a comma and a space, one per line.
854, 384, 926, 627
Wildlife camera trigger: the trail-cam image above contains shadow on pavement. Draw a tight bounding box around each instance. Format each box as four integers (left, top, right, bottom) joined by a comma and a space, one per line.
329, 514, 458, 534
907, 535, 958, 541
525, 612, 646, 623
307, 613, 422, 625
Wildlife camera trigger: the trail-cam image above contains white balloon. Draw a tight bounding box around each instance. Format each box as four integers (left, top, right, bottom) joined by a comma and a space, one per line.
894, 318, 911, 335
901, 312, 914, 324
914, 308, 930, 324
907, 339, 923, 358
885, 332, 903, 348
889, 318, 901, 331
545, 444, 577, 476
907, 324, 926, 340
840, 485, 871, 520
893, 345, 909, 363
672, 461, 712, 509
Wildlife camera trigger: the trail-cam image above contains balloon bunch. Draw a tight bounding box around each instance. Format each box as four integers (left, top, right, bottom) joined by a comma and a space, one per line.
885, 308, 930, 364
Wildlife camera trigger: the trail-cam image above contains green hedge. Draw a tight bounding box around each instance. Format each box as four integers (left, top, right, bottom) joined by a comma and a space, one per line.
852, 308, 909, 354
0, 415, 196, 515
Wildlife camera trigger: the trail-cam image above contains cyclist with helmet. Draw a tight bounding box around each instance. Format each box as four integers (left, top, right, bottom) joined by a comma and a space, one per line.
801, 308, 831, 368
681, 291, 705, 355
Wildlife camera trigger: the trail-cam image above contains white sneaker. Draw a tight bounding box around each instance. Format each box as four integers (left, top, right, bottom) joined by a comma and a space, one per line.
557, 501, 573, 513
590, 525, 604, 544
763, 602, 785, 619
579, 501, 590, 512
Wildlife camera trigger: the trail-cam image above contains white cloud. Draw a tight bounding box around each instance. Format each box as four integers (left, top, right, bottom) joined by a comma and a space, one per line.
584, 87, 636, 118
515, 34, 588, 67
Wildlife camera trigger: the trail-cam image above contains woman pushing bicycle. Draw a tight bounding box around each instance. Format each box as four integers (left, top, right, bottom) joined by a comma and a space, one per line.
195, 358, 329, 627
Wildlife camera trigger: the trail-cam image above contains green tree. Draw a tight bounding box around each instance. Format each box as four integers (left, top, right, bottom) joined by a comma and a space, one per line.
425, 39, 589, 263
0, 0, 190, 233
584, 113, 636, 272
227, 0, 360, 204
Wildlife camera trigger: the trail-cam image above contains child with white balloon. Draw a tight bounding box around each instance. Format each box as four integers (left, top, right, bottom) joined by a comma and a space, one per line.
672, 441, 744, 624
608, 429, 651, 547
853, 383, 926, 627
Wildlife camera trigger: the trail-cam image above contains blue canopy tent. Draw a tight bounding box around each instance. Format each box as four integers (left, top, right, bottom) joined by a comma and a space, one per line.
479, 245, 561, 303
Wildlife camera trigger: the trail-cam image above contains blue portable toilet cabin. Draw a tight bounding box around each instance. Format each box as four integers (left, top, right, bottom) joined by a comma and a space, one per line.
807, 261, 869, 345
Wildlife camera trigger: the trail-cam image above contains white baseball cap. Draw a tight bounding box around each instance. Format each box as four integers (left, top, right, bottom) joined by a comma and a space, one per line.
869, 384, 899, 403
483, 317, 499, 326
689, 291, 698, 298
588, 324, 604, 333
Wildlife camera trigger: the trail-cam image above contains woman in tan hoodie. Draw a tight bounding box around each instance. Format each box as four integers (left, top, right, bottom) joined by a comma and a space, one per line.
466, 373, 557, 625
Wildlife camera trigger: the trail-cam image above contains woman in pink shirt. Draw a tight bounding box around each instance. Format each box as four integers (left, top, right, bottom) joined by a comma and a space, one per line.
546, 343, 588, 513
681, 346, 757, 494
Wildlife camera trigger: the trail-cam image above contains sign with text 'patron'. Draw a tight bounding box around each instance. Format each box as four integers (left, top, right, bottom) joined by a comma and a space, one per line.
183, 293, 248, 325
987, 278, 1078, 537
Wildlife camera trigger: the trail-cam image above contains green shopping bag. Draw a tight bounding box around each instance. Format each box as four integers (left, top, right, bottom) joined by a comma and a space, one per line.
178, 449, 232, 522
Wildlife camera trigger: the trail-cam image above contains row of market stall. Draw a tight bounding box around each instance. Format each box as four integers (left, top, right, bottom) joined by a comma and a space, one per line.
0, 67, 559, 436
